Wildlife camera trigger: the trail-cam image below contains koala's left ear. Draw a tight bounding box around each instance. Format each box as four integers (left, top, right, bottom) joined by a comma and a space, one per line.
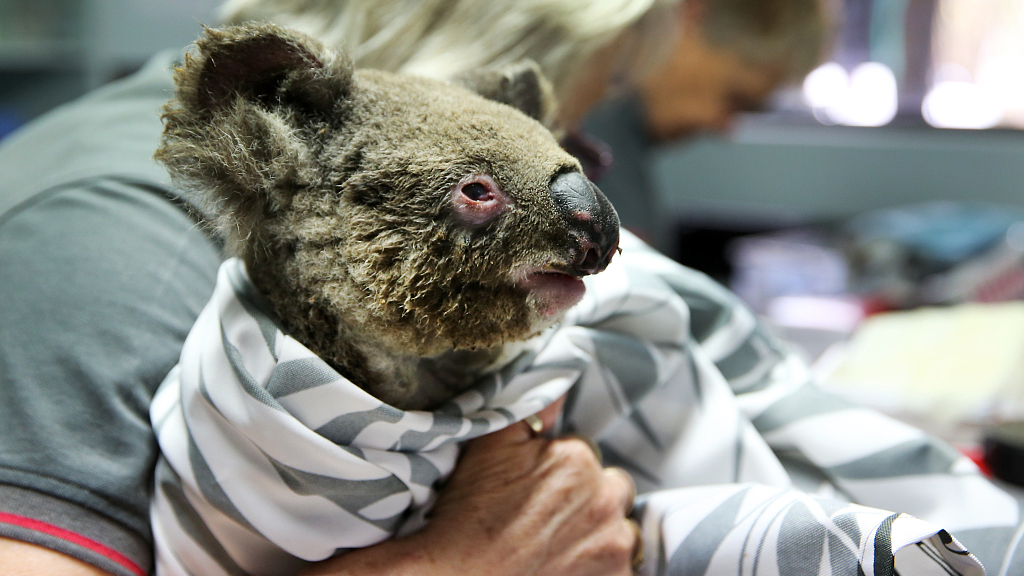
173, 23, 353, 119
452, 60, 558, 127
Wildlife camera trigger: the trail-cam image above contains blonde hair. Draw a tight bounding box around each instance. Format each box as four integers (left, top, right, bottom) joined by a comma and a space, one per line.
219, 0, 681, 107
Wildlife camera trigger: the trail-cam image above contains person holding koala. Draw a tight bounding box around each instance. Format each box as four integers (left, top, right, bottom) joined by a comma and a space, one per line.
145, 23, 632, 574
0, 2, 685, 575
1, 2, 1022, 576
585, 0, 835, 249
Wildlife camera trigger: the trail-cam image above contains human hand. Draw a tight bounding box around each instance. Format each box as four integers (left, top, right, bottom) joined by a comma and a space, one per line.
425, 399, 639, 576
302, 398, 640, 576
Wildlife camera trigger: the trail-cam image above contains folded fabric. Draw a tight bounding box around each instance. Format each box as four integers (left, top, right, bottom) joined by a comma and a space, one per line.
151, 231, 1019, 576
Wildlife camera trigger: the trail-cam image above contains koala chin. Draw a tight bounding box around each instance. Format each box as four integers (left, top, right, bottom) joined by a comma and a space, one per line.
156, 23, 620, 410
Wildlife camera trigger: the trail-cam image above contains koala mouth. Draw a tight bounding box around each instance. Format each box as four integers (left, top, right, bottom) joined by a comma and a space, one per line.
517, 269, 587, 318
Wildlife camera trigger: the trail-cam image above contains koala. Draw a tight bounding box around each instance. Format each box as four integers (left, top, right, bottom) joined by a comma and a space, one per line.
156, 23, 620, 411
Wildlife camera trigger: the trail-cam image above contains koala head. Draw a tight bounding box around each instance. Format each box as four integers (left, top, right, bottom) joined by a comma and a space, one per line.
158, 23, 619, 409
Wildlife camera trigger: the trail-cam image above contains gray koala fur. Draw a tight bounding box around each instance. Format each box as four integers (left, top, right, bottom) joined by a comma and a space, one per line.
157, 23, 619, 410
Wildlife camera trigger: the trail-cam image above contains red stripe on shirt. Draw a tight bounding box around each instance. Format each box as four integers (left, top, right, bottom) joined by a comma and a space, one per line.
0, 511, 146, 576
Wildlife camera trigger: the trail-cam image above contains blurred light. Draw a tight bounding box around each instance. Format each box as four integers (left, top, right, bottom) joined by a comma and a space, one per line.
802, 62, 898, 127
934, 62, 973, 84
1006, 222, 1024, 253
977, 53, 1024, 128
841, 63, 900, 126
803, 62, 848, 109
929, 0, 1024, 130
922, 81, 1003, 129
766, 295, 865, 333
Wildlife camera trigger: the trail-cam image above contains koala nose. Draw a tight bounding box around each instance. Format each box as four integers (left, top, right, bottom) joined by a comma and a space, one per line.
549, 171, 620, 276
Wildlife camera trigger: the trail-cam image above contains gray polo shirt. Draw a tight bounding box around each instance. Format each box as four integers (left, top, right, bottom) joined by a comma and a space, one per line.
0, 51, 222, 576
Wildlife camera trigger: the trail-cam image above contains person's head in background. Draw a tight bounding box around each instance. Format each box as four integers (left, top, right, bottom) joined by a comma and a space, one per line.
640, 0, 835, 141
217, 0, 684, 130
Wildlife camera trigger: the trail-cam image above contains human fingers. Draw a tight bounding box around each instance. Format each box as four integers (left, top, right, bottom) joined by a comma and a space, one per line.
419, 433, 635, 576
467, 394, 569, 452
600, 467, 643, 571
627, 518, 645, 572
561, 433, 602, 460
529, 439, 637, 576
603, 466, 636, 514
466, 418, 536, 453
531, 394, 567, 432
541, 505, 639, 576
521, 394, 568, 438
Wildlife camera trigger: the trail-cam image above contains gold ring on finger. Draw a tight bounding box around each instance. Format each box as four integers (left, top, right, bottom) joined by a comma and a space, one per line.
522, 414, 544, 437
628, 518, 645, 572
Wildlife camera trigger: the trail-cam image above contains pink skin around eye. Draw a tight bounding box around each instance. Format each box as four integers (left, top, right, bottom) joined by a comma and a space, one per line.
450, 175, 509, 226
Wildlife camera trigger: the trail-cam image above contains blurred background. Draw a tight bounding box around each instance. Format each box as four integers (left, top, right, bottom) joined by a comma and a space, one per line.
3, 0, 1024, 469
0, 0, 221, 137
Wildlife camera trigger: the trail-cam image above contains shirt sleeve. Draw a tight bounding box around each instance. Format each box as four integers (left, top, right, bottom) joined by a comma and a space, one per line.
0, 176, 221, 574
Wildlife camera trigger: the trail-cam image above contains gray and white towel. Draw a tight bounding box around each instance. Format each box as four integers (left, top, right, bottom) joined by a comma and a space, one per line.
151, 230, 1023, 576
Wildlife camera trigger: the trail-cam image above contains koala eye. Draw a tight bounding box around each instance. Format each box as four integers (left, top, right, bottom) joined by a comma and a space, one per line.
451, 174, 509, 227
461, 181, 494, 202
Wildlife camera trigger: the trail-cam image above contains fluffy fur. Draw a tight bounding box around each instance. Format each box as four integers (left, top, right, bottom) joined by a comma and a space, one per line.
157, 23, 619, 409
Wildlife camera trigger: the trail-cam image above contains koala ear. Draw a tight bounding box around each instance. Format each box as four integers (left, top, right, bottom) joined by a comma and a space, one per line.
175, 23, 353, 118
452, 60, 558, 126
158, 23, 355, 265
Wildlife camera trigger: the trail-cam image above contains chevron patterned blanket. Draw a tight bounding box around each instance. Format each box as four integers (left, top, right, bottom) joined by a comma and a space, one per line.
151, 231, 1019, 576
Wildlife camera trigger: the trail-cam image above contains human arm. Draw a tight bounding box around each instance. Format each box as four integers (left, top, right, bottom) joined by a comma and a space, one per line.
0, 49, 224, 576
301, 401, 639, 576
0, 538, 117, 576
2, 372, 634, 576
0, 176, 222, 576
